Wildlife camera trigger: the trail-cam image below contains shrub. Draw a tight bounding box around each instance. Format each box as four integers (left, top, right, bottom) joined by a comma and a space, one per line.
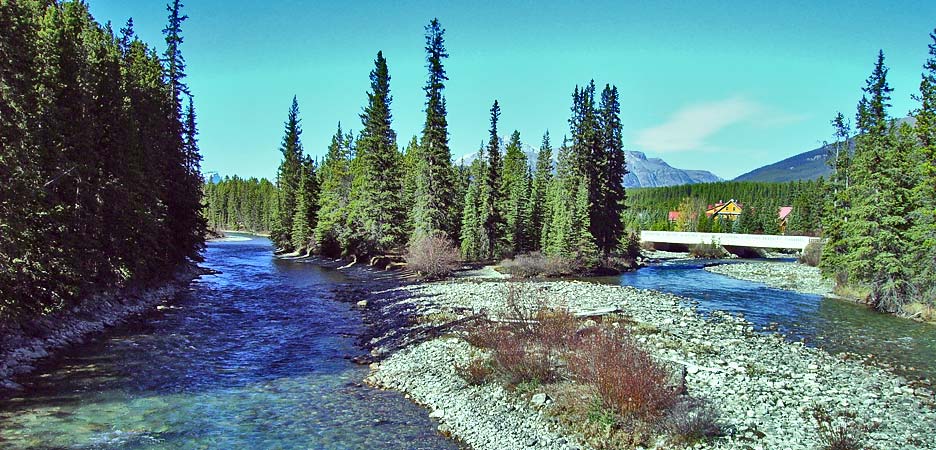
456, 357, 494, 386
799, 240, 822, 267
464, 321, 505, 349
689, 240, 727, 259
811, 406, 869, 450
405, 232, 461, 280
492, 334, 556, 385
567, 328, 677, 419
664, 398, 722, 445
499, 252, 574, 278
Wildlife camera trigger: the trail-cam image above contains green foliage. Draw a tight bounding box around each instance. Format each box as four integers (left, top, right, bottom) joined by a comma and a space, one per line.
0, 0, 203, 322
412, 18, 458, 240
530, 132, 553, 250
503, 130, 533, 255
203, 176, 277, 232
271, 96, 304, 251
480, 100, 506, 259
345, 51, 406, 256
314, 125, 353, 256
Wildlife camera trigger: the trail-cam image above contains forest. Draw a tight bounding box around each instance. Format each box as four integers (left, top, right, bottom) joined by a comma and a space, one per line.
0, 0, 204, 322
252, 19, 633, 268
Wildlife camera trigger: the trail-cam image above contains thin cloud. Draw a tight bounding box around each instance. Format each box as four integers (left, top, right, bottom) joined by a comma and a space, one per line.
634, 97, 792, 153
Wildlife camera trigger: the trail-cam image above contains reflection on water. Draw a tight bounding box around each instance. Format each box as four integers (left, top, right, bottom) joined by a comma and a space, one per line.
601, 259, 936, 383
0, 235, 457, 449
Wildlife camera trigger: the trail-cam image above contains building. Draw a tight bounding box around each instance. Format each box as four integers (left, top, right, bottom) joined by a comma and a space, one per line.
778, 206, 793, 234
705, 199, 743, 222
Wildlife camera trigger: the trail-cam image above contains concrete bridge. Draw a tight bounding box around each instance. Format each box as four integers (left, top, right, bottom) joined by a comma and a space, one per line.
640, 231, 819, 251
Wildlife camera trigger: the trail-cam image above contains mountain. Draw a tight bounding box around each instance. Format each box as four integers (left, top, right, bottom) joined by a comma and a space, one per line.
622, 151, 722, 188
735, 117, 915, 183
457, 147, 722, 188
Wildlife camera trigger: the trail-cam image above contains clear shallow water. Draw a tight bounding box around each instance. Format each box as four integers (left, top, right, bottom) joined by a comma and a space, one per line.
0, 235, 458, 449
598, 259, 936, 384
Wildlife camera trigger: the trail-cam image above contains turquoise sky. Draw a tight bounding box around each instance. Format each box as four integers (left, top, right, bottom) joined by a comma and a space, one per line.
89, 1, 936, 180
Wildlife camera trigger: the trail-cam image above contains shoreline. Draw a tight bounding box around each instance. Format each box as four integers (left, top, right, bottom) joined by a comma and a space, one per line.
0, 263, 208, 392
344, 267, 936, 449
703, 261, 835, 297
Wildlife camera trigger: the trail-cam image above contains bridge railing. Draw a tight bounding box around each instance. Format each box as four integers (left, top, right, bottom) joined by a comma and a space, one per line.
639, 230, 819, 250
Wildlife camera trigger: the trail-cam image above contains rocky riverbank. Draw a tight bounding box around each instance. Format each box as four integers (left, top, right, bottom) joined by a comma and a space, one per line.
0, 264, 206, 392
360, 277, 936, 450
705, 261, 834, 297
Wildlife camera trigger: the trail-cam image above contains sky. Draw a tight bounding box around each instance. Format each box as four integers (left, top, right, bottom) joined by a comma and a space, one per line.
88, 0, 936, 180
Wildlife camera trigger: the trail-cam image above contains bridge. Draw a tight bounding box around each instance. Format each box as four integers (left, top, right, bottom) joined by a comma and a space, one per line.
640, 231, 819, 251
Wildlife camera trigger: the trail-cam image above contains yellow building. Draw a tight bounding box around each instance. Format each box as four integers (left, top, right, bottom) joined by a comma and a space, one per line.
705, 199, 743, 221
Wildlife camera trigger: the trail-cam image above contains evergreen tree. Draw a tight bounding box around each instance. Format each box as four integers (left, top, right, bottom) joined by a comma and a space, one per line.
345, 51, 405, 255
530, 132, 553, 251
315, 124, 353, 256
596, 84, 628, 254
480, 100, 506, 258
291, 157, 319, 253
460, 145, 486, 260
502, 130, 532, 254
910, 28, 936, 299
401, 136, 421, 235
412, 18, 457, 239
271, 96, 304, 251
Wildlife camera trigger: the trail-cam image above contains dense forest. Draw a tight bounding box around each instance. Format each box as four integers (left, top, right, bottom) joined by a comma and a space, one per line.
0, 0, 204, 322
819, 41, 936, 314
203, 176, 277, 233
260, 19, 633, 267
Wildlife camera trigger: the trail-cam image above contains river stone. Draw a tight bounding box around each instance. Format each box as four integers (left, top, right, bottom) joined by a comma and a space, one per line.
531, 393, 549, 407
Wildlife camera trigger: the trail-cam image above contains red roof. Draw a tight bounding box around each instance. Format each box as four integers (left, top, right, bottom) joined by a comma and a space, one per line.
668, 211, 680, 221
778, 206, 793, 220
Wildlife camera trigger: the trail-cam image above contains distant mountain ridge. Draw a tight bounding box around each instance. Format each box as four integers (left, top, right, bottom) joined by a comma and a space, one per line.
735, 117, 915, 183
458, 147, 722, 188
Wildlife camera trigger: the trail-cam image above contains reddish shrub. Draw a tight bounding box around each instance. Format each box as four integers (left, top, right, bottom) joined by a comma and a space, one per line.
567, 328, 677, 419
405, 232, 461, 280
499, 253, 574, 278
456, 358, 494, 386
492, 335, 556, 385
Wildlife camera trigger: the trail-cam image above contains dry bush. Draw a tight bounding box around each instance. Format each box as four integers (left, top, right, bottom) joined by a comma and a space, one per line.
567, 328, 677, 419
812, 406, 869, 450
492, 335, 556, 385
664, 398, 722, 445
464, 321, 505, 349
499, 252, 574, 278
405, 232, 461, 280
456, 357, 494, 386
799, 240, 823, 267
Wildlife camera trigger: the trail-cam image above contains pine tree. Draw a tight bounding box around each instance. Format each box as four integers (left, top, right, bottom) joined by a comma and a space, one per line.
412, 18, 457, 239
345, 51, 405, 255
272, 96, 304, 251
910, 28, 936, 299
596, 84, 628, 255
315, 124, 353, 256
401, 136, 421, 235
291, 157, 318, 253
502, 130, 532, 254
460, 145, 486, 260
480, 100, 505, 258
530, 132, 553, 251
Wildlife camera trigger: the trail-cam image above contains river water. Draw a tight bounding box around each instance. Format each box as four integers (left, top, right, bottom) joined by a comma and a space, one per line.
597, 259, 936, 384
0, 235, 458, 449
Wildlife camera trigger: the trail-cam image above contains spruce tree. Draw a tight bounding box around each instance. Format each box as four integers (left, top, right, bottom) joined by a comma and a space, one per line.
530, 132, 553, 251
480, 100, 505, 258
412, 18, 457, 239
596, 84, 628, 255
460, 145, 486, 260
910, 28, 936, 298
315, 124, 353, 256
345, 51, 405, 255
272, 96, 304, 251
503, 130, 532, 254
291, 157, 318, 254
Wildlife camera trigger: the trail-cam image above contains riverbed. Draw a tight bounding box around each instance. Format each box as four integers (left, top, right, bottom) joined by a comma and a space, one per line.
0, 235, 457, 449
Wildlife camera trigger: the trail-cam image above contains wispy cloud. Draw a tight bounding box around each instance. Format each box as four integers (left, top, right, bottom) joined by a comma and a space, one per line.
633, 97, 802, 153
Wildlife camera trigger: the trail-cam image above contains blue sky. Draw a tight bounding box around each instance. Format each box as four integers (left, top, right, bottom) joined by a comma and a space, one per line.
88, 1, 936, 180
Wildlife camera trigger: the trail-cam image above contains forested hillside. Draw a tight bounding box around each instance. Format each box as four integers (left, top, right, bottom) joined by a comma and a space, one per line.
0, 0, 204, 321
203, 177, 277, 233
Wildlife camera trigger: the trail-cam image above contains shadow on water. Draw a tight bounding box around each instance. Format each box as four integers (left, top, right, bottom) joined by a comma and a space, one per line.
594, 259, 936, 384
0, 234, 458, 450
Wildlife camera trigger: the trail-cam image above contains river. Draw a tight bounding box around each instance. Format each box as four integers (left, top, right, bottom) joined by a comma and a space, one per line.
0, 235, 459, 449
597, 258, 936, 384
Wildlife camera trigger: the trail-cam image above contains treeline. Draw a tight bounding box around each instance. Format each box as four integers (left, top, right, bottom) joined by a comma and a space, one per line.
203, 177, 277, 233
820, 34, 936, 313
0, 1, 204, 321
626, 179, 825, 236
262, 19, 632, 265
